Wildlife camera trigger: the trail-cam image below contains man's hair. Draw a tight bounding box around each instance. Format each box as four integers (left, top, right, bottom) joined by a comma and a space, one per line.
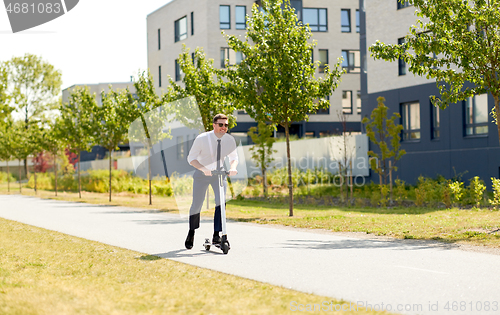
213, 113, 228, 123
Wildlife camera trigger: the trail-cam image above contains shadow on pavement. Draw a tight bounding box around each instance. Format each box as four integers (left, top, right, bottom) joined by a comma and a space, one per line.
149, 248, 224, 259
280, 238, 459, 251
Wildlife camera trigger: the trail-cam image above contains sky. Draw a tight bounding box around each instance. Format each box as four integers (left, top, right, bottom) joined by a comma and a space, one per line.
0, 0, 173, 90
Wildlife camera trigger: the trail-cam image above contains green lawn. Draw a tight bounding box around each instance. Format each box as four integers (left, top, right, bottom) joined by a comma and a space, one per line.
0, 217, 391, 315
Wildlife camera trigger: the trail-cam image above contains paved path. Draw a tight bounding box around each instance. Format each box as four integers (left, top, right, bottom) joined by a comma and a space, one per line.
1, 195, 499, 315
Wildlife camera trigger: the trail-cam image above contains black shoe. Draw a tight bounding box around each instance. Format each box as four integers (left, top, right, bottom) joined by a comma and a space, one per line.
185, 230, 195, 249
212, 232, 221, 245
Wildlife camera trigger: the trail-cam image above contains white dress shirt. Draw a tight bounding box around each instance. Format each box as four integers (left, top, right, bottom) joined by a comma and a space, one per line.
187, 131, 238, 170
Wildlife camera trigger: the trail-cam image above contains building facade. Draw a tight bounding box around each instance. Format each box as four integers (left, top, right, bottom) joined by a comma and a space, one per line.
360, 0, 500, 186
147, 0, 361, 144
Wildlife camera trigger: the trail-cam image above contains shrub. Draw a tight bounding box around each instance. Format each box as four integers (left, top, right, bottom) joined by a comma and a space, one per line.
489, 177, 500, 210
449, 180, 464, 206
27, 173, 54, 190
394, 179, 407, 206
442, 180, 452, 208
469, 176, 486, 208
0, 171, 16, 184
379, 185, 389, 207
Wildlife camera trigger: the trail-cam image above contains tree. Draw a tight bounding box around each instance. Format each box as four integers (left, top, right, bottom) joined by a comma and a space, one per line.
98, 87, 137, 202
132, 71, 171, 205
59, 86, 98, 198
168, 46, 236, 131
224, 0, 344, 216
369, 0, 500, 147
4, 54, 62, 176
362, 97, 406, 197
248, 121, 277, 197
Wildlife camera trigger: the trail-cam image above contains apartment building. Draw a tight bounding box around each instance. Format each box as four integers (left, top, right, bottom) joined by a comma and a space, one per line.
147, 0, 361, 144
360, 0, 499, 186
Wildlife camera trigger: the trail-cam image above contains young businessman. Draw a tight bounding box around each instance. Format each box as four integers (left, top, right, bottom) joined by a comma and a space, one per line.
185, 114, 238, 249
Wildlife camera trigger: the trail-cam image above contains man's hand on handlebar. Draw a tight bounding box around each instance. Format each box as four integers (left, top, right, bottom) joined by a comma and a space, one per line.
202, 168, 212, 176
229, 169, 238, 177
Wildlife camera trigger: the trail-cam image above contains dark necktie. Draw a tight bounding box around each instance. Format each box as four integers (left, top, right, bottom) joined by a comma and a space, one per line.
216, 139, 221, 171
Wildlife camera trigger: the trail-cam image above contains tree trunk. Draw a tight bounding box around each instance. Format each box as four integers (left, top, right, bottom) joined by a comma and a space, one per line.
18, 160, 22, 193
284, 123, 293, 217
109, 149, 112, 202
78, 151, 81, 199
54, 151, 58, 196
148, 142, 152, 205
24, 158, 29, 179
7, 161, 9, 192
263, 167, 267, 197
34, 167, 37, 195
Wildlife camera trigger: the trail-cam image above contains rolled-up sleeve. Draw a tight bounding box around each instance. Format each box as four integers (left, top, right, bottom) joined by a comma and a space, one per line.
187, 136, 201, 164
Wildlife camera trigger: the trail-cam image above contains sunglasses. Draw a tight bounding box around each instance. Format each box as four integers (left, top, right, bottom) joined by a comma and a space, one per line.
216, 123, 229, 128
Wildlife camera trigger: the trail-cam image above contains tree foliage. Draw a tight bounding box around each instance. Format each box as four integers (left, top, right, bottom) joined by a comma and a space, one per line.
369, 0, 500, 146
168, 45, 235, 132
0, 62, 12, 122
224, 0, 344, 216
58, 86, 99, 198
4, 53, 62, 175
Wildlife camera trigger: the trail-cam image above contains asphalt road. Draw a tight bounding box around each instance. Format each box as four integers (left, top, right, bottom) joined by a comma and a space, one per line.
1, 195, 499, 315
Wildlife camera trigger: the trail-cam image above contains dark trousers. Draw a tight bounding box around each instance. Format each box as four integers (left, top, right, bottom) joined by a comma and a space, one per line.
189, 170, 227, 231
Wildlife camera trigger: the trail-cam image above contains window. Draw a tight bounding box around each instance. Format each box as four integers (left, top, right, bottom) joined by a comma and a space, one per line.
175, 59, 182, 81
341, 50, 360, 73
158, 28, 161, 50
305, 132, 315, 138
398, 38, 406, 75
220, 47, 243, 68
464, 94, 488, 136
220, 5, 230, 29
236, 6, 246, 29
191, 12, 194, 35
303, 8, 327, 32
191, 52, 195, 65
318, 49, 328, 73
175, 16, 187, 42
342, 91, 353, 114
341, 9, 350, 33
401, 102, 421, 140
356, 10, 360, 33
356, 90, 361, 114
290, 0, 303, 21
177, 136, 184, 160
397, 0, 411, 9
158, 66, 162, 87
431, 103, 440, 139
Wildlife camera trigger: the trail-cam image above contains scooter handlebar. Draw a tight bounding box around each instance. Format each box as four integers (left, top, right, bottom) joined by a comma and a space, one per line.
211, 170, 229, 176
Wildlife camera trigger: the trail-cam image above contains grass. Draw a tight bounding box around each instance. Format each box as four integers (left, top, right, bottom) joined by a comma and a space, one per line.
225, 200, 500, 248
0, 217, 391, 315
2, 182, 500, 248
